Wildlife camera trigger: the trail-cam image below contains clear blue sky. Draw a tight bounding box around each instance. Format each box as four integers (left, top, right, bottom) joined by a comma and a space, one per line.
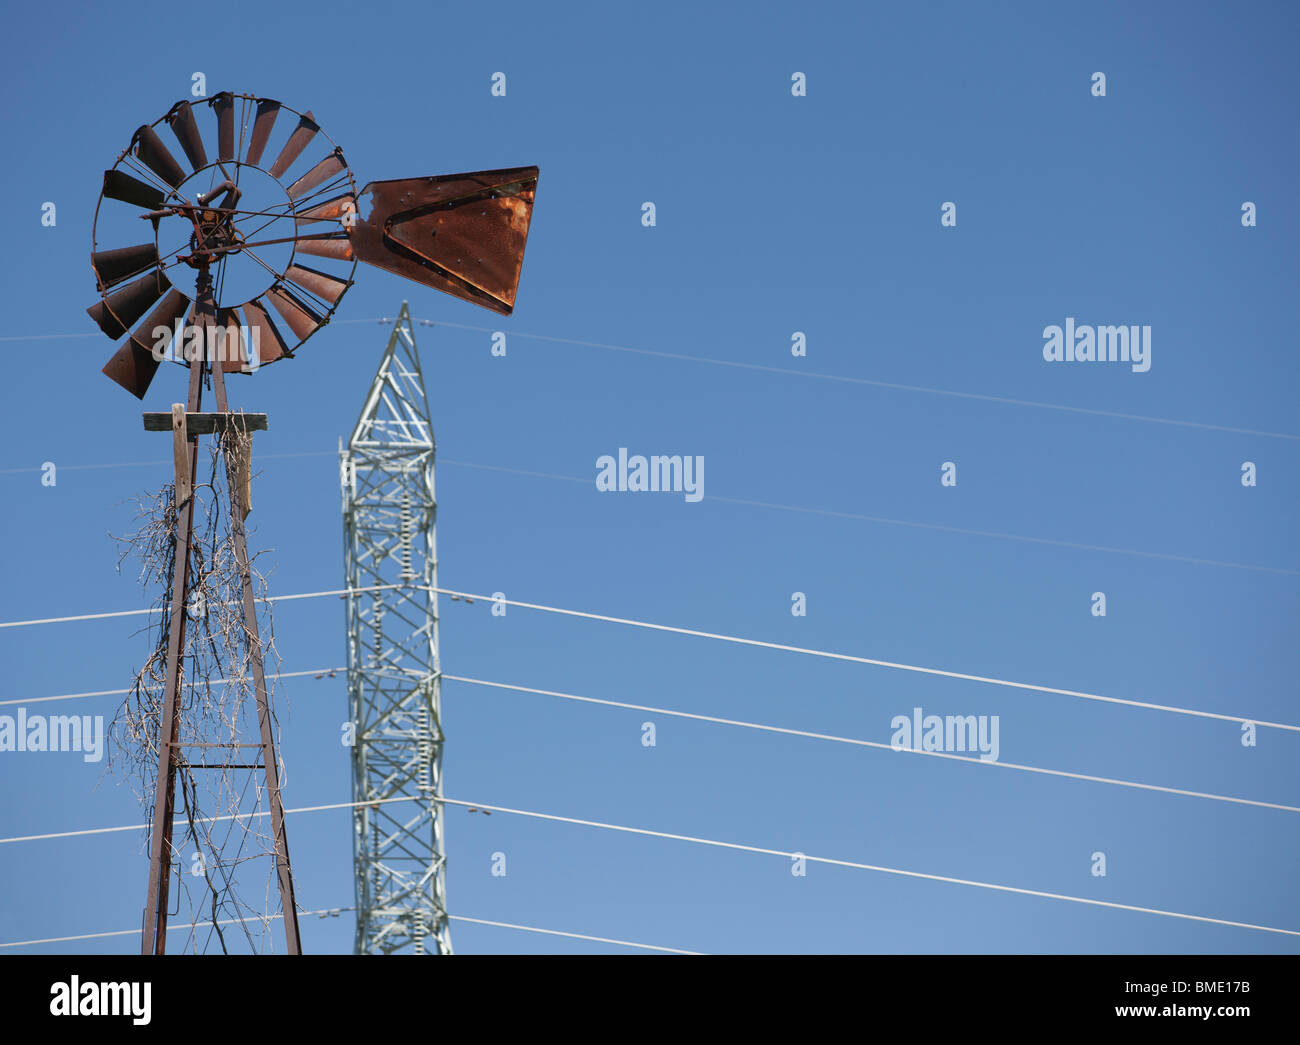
1, 0, 1297, 954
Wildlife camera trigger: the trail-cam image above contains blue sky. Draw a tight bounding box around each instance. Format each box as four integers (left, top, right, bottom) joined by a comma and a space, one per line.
1, 0, 1297, 953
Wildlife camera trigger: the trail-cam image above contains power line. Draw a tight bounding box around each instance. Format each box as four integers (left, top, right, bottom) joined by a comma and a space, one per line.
13, 317, 1296, 441
0, 667, 344, 707
435, 588, 1300, 733
430, 797, 1300, 939
4, 450, 1293, 576
0, 908, 699, 954
5, 668, 1291, 814
0, 582, 406, 630
444, 675, 1300, 814
1, 792, 1292, 938
0, 794, 420, 846
2, 584, 1294, 732
0, 450, 337, 476
445, 916, 701, 954
404, 318, 1300, 442
442, 461, 1300, 577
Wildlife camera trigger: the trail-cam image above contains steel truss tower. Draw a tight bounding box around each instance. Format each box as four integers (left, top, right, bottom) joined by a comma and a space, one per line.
341, 304, 451, 954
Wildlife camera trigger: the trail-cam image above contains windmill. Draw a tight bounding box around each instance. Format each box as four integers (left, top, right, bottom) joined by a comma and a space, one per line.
86, 92, 538, 954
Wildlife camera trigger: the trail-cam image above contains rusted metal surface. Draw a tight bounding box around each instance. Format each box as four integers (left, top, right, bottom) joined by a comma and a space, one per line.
267, 284, 323, 341
142, 270, 303, 954
347, 167, 538, 315
141, 324, 204, 955
285, 263, 350, 305
210, 357, 302, 954
103, 169, 165, 209
244, 99, 279, 166
87, 269, 171, 338
101, 288, 190, 399
294, 192, 356, 225
211, 92, 236, 163
267, 111, 318, 179
165, 100, 208, 172
294, 232, 354, 262
92, 243, 160, 290
241, 299, 289, 365
132, 123, 186, 188
92, 93, 537, 398
287, 148, 345, 200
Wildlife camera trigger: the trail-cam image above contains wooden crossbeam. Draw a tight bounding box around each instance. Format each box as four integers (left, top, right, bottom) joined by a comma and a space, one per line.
143, 411, 268, 434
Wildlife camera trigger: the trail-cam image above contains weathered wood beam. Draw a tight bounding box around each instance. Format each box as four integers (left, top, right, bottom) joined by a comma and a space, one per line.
143, 411, 269, 434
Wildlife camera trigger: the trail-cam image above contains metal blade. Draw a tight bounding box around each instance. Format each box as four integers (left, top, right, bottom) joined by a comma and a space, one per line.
294, 192, 356, 226
266, 284, 324, 341
87, 270, 172, 338
242, 298, 289, 365
92, 243, 160, 290
211, 92, 236, 163
267, 111, 318, 179
103, 169, 166, 209
174, 302, 246, 372
347, 167, 538, 315
132, 124, 186, 188
286, 148, 345, 200
285, 263, 350, 305
217, 308, 248, 372
165, 101, 207, 172
267, 284, 323, 341
245, 100, 280, 166
102, 288, 190, 398
294, 233, 354, 261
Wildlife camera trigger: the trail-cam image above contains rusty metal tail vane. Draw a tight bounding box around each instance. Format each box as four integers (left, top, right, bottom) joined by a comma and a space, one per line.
347, 168, 538, 316
88, 92, 538, 399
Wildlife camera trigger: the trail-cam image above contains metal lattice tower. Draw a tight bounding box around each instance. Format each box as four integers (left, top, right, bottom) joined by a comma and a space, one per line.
341, 303, 451, 954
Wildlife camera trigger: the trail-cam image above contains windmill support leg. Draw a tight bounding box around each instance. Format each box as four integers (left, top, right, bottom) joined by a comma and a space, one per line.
141, 354, 203, 955
210, 358, 302, 954
140, 267, 300, 954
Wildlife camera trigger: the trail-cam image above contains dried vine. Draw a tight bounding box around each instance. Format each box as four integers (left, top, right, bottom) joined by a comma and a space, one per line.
108, 427, 291, 953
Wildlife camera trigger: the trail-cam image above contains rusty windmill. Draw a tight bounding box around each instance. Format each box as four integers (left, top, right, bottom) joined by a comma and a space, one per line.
87, 92, 538, 955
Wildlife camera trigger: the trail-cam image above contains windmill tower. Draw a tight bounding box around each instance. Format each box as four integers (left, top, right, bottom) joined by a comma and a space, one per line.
85, 91, 537, 954
341, 306, 451, 954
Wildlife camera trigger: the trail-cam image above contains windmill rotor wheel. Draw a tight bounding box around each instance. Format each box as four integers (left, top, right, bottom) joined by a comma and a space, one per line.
89, 93, 359, 398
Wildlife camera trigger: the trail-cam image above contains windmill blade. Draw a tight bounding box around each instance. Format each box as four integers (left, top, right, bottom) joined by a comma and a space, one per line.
243, 298, 290, 366
294, 232, 354, 261
217, 308, 249, 372
174, 302, 247, 373
346, 167, 538, 315
132, 124, 186, 188
285, 263, 351, 305
286, 148, 346, 200
267, 283, 324, 340
295, 192, 356, 226
87, 270, 172, 338
211, 92, 236, 163
92, 243, 160, 290
267, 111, 319, 179
102, 288, 190, 398
165, 101, 208, 172
102, 169, 166, 209
245, 99, 280, 166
